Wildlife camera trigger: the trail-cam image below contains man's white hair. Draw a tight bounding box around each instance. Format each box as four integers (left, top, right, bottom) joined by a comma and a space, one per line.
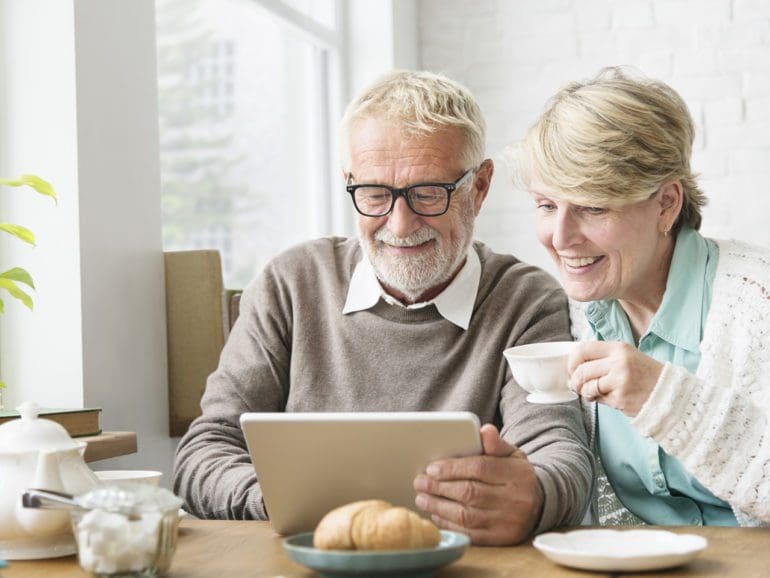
340, 70, 486, 171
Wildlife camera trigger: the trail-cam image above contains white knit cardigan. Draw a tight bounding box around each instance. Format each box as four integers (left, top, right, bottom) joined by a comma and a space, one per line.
574, 239, 770, 527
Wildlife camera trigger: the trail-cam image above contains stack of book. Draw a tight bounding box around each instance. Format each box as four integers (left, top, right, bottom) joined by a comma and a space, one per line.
0, 407, 102, 437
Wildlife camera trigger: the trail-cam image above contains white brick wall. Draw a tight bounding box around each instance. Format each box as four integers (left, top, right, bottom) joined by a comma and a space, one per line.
419, 0, 770, 275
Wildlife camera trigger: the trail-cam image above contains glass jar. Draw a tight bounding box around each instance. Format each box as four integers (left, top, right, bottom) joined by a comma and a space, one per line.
70, 484, 182, 578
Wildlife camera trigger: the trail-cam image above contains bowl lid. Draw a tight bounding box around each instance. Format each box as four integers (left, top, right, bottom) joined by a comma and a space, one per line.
78, 484, 182, 515
0, 402, 80, 452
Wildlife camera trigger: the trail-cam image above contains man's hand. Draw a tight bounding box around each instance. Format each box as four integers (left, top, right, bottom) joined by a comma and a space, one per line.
412, 424, 543, 546
568, 341, 664, 417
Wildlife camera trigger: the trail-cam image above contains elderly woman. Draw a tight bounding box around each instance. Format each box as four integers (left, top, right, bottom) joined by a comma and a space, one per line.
513, 66, 770, 527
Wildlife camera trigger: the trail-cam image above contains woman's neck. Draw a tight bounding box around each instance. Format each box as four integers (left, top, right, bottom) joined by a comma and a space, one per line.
618, 235, 677, 344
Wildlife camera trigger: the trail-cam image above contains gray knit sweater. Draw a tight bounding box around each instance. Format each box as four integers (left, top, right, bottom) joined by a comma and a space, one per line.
173, 237, 592, 534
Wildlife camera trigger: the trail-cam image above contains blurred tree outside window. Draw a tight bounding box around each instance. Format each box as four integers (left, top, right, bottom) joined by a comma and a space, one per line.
156, 0, 341, 288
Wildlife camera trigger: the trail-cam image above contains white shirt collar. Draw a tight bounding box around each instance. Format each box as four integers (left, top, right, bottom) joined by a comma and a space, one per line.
342, 247, 481, 330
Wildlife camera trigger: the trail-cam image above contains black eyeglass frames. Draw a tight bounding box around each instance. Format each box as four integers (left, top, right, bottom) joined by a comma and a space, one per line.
346, 167, 476, 217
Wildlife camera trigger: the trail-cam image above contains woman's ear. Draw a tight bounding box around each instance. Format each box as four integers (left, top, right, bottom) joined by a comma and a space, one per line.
657, 181, 684, 234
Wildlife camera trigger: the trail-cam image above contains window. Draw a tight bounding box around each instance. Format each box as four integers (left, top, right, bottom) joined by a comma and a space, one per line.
156, 0, 343, 287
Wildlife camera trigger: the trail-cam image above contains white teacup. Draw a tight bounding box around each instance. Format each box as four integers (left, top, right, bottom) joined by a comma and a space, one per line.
94, 470, 163, 486
503, 341, 577, 404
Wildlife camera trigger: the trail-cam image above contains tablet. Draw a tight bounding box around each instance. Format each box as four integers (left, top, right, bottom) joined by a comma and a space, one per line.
240, 411, 482, 535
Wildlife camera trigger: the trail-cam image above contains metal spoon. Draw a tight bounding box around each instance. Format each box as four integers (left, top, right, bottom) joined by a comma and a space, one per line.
22, 488, 85, 512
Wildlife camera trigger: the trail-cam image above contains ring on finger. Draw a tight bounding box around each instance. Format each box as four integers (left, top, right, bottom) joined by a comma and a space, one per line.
595, 377, 604, 396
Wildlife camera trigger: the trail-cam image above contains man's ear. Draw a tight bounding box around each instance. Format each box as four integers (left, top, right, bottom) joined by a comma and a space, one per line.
657, 180, 683, 233
472, 158, 494, 215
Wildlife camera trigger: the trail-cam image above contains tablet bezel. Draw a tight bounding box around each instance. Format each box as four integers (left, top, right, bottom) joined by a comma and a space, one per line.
240, 411, 482, 535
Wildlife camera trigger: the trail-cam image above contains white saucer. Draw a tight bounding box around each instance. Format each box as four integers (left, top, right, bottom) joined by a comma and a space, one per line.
526, 391, 577, 404
533, 529, 708, 572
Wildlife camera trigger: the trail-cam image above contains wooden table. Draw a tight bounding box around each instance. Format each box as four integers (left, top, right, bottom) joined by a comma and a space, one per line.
4, 520, 770, 577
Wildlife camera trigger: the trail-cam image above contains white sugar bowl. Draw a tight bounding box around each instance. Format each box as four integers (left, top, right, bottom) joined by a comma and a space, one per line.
0, 401, 99, 559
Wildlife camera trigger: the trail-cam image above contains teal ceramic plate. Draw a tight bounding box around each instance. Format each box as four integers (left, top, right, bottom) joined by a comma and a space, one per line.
283, 530, 470, 578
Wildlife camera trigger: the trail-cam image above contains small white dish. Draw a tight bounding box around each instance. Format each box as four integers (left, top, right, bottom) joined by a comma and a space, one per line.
533, 528, 708, 572
94, 470, 163, 486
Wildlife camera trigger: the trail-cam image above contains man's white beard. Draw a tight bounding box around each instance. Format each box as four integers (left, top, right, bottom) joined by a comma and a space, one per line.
359, 200, 475, 302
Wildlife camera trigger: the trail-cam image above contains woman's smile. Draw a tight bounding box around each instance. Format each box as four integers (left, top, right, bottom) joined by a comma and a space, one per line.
560, 255, 604, 271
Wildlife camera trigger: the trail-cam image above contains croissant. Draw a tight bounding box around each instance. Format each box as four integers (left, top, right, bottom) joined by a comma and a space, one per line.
313, 499, 441, 551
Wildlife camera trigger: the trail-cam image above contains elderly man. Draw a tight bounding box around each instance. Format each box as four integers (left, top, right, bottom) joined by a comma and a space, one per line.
173, 70, 592, 545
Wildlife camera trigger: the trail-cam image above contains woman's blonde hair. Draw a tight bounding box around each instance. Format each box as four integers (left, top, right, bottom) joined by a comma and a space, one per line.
340, 70, 486, 171
514, 66, 706, 231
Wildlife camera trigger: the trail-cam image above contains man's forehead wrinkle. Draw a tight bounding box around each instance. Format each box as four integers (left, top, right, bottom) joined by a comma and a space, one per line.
356, 155, 431, 174
349, 122, 466, 186
354, 160, 451, 187
355, 144, 446, 162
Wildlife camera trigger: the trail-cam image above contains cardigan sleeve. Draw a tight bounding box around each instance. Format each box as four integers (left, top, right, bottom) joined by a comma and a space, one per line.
631, 238, 770, 523
632, 362, 770, 522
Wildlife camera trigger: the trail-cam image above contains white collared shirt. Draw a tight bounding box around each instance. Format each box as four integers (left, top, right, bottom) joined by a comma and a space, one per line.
342, 247, 481, 330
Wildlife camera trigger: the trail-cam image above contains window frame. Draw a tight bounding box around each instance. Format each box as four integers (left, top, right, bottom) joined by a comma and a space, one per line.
250, 0, 351, 236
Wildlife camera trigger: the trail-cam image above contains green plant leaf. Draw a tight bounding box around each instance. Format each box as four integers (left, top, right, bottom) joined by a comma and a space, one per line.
0, 297, 4, 313
0, 378, 5, 388
0, 174, 57, 204
0, 223, 35, 245
0, 278, 33, 310
0, 267, 35, 289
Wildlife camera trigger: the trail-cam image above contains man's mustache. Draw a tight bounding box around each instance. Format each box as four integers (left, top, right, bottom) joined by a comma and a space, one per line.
373, 227, 438, 247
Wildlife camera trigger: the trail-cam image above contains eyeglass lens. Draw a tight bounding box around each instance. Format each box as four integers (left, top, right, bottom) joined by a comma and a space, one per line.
355, 185, 449, 216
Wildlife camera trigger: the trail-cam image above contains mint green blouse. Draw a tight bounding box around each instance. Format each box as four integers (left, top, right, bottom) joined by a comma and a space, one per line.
585, 226, 736, 526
